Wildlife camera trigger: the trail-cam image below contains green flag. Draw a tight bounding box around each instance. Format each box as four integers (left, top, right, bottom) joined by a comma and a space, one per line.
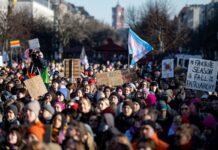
41, 67, 49, 84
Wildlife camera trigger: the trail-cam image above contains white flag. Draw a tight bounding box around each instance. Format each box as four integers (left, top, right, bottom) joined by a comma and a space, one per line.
80, 47, 89, 65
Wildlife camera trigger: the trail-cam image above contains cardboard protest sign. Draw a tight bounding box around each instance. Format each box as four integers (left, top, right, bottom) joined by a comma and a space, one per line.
96, 69, 137, 86
162, 59, 174, 78
64, 59, 81, 78
186, 58, 218, 92
28, 38, 40, 49
121, 69, 137, 83
24, 75, 48, 99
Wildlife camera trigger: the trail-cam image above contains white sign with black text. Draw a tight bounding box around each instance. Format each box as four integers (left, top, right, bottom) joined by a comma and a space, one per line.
186, 58, 218, 92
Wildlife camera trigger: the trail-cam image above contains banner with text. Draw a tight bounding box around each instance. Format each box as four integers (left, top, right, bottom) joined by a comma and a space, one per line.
28, 38, 40, 49
96, 69, 137, 86
162, 59, 174, 78
186, 58, 218, 92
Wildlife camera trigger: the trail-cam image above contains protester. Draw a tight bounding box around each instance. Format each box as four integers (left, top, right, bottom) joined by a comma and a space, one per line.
0, 50, 217, 150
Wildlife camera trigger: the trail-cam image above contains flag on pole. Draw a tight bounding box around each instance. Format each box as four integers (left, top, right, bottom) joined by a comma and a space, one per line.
80, 47, 89, 65
10, 40, 20, 48
128, 28, 153, 65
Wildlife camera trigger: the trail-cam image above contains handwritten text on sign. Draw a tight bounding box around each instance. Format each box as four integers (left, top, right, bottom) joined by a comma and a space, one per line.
186, 58, 218, 92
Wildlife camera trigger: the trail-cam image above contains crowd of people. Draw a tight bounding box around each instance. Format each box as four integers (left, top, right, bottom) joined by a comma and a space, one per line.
0, 49, 217, 150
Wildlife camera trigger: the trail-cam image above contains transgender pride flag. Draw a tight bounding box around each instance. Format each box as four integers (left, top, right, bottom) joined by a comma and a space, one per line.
128, 28, 153, 65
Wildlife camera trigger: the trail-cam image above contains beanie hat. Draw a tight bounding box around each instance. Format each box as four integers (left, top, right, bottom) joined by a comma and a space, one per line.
123, 100, 134, 110
141, 120, 156, 130
6, 104, 18, 117
26, 100, 41, 117
55, 102, 65, 111
203, 115, 217, 130
163, 89, 173, 98
157, 100, 167, 110
43, 104, 55, 115
146, 94, 157, 107
28, 122, 45, 142
57, 88, 68, 99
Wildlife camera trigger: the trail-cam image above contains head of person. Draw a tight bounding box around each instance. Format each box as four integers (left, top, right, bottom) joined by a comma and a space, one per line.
89, 114, 100, 130
109, 92, 120, 105
6, 126, 23, 146
124, 85, 131, 96
17, 88, 28, 99
52, 112, 65, 129
179, 102, 191, 117
175, 124, 193, 146
157, 100, 168, 120
150, 81, 158, 93
6, 105, 18, 122
76, 88, 84, 98
52, 79, 59, 90
137, 138, 156, 150
56, 91, 65, 102
25, 100, 41, 123
44, 92, 53, 103
79, 97, 92, 114
132, 99, 141, 113
42, 105, 55, 120
122, 100, 134, 117
140, 120, 156, 139
54, 102, 65, 113
97, 98, 110, 111
116, 86, 123, 96
104, 86, 111, 98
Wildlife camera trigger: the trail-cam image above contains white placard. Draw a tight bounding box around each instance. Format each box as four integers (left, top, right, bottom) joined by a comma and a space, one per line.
186, 58, 218, 92
28, 38, 40, 49
0, 56, 3, 66
162, 59, 174, 78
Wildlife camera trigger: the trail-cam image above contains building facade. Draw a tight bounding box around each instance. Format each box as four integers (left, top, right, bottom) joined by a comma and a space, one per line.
179, 0, 218, 30
112, 3, 124, 29
15, 0, 54, 22
179, 4, 204, 30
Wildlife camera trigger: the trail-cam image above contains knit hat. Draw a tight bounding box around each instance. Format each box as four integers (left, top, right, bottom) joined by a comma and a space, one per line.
157, 100, 167, 110
55, 102, 65, 111
26, 100, 41, 117
141, 120, 156, 130
162, 89, 173, 98
57, 88, 68, 98
123, 100, 134, 110
28, 122, 45, 142
203, 115, 217, 130
43, 104, 55, 115
6, 104, 18, 117
146, 94, 157, 107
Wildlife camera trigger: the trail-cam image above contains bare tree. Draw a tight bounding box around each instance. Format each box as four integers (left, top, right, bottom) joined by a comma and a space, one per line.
126, 0, 189, 52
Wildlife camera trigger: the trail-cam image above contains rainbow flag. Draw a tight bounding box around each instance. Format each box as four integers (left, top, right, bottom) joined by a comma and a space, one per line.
10, 40, 20, 48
